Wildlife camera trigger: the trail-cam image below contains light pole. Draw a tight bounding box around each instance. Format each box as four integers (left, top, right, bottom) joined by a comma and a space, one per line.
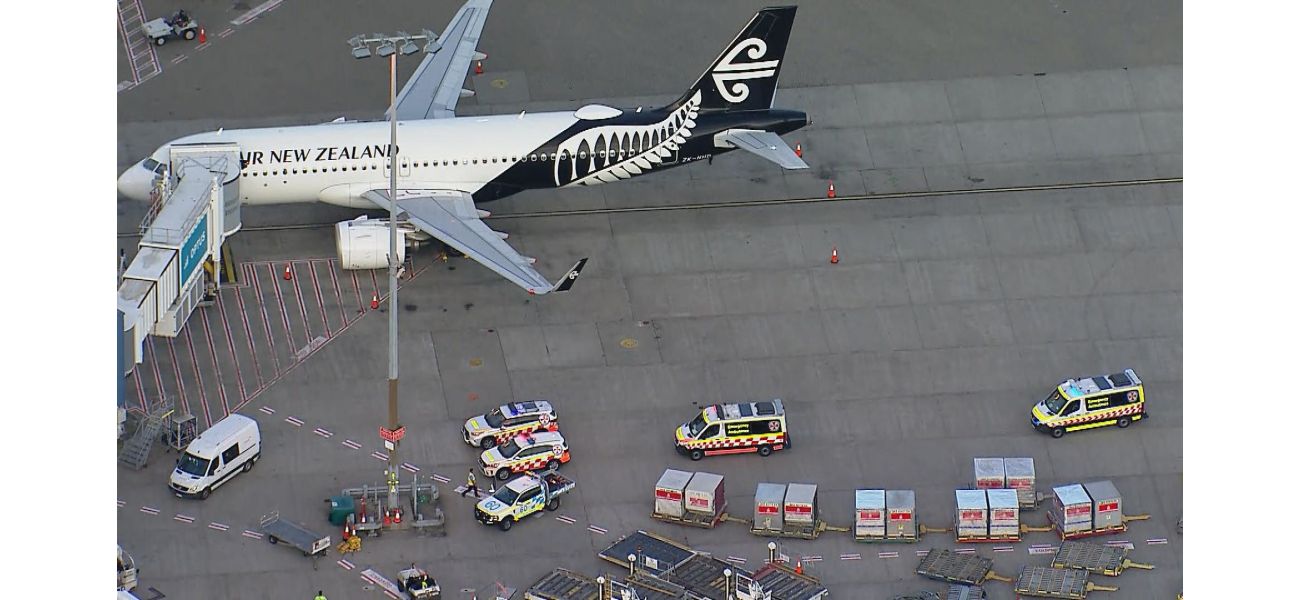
349, 30, 439, 512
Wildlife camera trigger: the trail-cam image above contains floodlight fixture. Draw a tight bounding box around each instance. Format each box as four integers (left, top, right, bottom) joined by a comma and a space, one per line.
376, 41, 397, 57
400, 39, 420, 55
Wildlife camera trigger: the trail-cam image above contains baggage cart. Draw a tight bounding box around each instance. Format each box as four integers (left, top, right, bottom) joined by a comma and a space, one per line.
1083, 480, 1123, 530
1049, 484, 1094, 536
915, 548, 1010, 585
987, 489, 1021, 540
1051, 541, 1154, 576
782, 483, 819, 539
854, 489, 886, 542
1013, 566, 1117, 599
973, 458, 1005, 489
259, 511, 330, 565
684, 471, 726, 523
887, 489, 918, 541
653, 469, 693, 519
598, 530, 695, 577
1005, 457, 1038, 508
752, 482, 787, 535
946, 584, 985, 600
954, 490, 989, 541
750, 562, 830, 600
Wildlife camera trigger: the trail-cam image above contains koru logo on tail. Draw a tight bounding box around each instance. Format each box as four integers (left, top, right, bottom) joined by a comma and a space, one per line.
710, 38, 780, 103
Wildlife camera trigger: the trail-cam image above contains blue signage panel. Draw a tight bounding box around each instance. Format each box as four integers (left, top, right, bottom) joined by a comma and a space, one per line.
180, 212, 209, 286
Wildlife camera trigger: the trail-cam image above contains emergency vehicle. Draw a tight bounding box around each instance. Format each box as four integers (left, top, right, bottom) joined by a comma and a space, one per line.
675, 399, 788, 460
462, 401, 558, 449
480, 431, 571, 480
1031, 369, 1145, 438
474, 469, 575, 531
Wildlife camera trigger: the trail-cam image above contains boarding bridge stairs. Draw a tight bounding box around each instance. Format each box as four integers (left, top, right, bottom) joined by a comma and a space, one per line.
119, 401, 173, 470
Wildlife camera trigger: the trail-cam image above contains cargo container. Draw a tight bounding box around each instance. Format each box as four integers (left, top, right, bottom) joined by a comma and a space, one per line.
955, 490, 989, 539
684, 471, 725, 516
854, 489, 886, 541
1050, 485, 1093, 535
1004, 458, 1037, 508
973, 458, 1006, 489
987, 489, 1021, 538
1082, 480, 1122, 531
752, 483, 786, 533
783, 483, 818, 525
654, 469, 692, 519
886, 489, 917, 541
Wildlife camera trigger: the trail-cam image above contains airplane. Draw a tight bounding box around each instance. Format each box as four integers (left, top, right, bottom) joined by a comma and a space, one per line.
118, 1, 810, 295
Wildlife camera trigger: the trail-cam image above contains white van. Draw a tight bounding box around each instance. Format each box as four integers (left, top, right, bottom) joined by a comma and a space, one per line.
169, 413, 260, 499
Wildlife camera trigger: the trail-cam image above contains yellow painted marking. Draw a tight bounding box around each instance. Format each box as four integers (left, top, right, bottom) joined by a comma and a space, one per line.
619, 337, 639, 349
469, 358, 483, 367
491, 78, 508, 89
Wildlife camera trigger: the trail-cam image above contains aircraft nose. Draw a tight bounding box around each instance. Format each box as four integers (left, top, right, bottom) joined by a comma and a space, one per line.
117, 164, 152, 202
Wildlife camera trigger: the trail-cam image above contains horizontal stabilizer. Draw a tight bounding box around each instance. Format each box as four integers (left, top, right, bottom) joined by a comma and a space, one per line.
713, 128, 808, 169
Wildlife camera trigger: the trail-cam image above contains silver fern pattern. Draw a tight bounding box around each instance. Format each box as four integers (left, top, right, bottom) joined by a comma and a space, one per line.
553, 91, 702, 187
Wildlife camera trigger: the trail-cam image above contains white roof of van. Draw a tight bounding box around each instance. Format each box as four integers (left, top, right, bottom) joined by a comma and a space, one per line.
186, 413, 258, 456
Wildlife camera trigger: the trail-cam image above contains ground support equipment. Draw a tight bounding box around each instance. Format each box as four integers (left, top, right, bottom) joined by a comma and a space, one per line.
1050, 541, 1154, 576
1048, 512, 1149, 541
1013, 566, 1118, 599
651, 505, 727, 529
915, 549, 1011, 586
259, 512, 329, 567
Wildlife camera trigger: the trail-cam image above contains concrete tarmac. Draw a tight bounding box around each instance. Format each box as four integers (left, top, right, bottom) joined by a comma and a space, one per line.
117, 2, 1182, 598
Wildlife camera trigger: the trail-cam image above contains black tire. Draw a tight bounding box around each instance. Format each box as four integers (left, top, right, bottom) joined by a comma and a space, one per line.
1117, 416, 1132, 428
268, 536, 279, 544
479, 437, 497, 450
757, 445, 773, 457
242, 459, 253, 473
155, 37, 166, 46
199, 487, 211, 500
498, 518, 513, 531
1050, 427, 1065, 439
183, 29, 196, 40
546, 459, 560, 471
546, 498, 560, 512
689, 449, 704, 461
496, 469, 511, 481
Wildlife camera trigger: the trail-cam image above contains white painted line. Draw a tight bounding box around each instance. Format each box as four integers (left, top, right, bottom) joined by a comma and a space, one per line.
1146, 538, 1168, 545
1028, 546, 1057, 555
171, 55, 188, 65
954, 548, 976, 555
231, 0, 283, 25
1106, 541, 1135, 550
1030, 543, 1055, 548
284, 416, 304, 427
126, 27, 142, 37
431, 473, 450, 484
555, 515, 577, 524
173, 514, 195, 524
241, 530, 264, 539
208, 522, 230, 531
195, 42, 210, 52
371, 450, 389, 461
801, 555, 822, 563
879, 551, 899, 559
915, 549, 929, 557
313, 427, 333, 438
994, 546, 1014, 553
587, 524, 608, 535
117, 81, 135, 93
337, 559, 354, 570
139, 506, 160, 515
726, 556, 748, 564
219, 28, 234, 38
359, 573, 377, 586
258, 406, 275, 415
117, 500, 126, 508
839, 553, 861, 561
342, 439, 363, 450
400, 462, 420, 473
384, 591, 400, 600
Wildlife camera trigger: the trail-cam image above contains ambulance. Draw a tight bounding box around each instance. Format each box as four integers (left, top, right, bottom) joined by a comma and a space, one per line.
1031, 369, 1145, 438
675, 399, 788, 460
479, 431, 571, 480
462, 401, 558, 449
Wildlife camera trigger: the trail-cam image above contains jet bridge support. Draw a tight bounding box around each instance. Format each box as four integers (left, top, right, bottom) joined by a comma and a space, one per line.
118, 143, 242, 370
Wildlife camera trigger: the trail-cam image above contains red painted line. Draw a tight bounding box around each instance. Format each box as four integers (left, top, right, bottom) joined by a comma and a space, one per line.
219, 28, 234, 38
131, 365, 147, 411
342, 439, 362, 450
350, 271, 364, 313
146, 337, 166, 410
198, 307, 230, 420
249, 263, 282, 377
216, 291, 248, 406
267, 263, 297, 356
371, 451, 388, 461
165, 336, 189, 416
232, 283, 264, 389
337, 559, 354, 570
308, 260, 331, 336
289, 262, 314, 346
241, 530, 263, 539
183, 326, 212, 428
326, 259, 349, 326
195, 42, 210, 52
171, 54, 188, 64
370, 271, 381, 306
259, 406, 275, 415
208, 522, 229, 531
140, 506, 160, 515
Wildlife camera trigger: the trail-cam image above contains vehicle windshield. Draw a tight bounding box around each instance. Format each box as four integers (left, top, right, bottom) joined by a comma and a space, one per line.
484, 408, 505, 428
497, 439, 523, 459
1043, 389, 1068, 414
493, 486, 521, 505
686, 413, 709, 437
142, 158, 165, 174
176, 452, 211, 477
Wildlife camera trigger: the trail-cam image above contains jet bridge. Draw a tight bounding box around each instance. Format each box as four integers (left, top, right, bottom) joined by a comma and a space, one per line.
118, 143, 241, 369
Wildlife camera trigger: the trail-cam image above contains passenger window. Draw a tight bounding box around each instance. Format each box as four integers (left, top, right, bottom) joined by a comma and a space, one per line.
423, 161, 429, 167
206, 460, 219, 476
511, 157, 518, 162
221, 444, 240, 464
491, 157, 498, 163
452, 160, 459, 166
529, 154, 537, 161
550, 153, 556, 161
579, 151, 587, 159
1061, 399, 1081, 415
700, 424, 720, 439
540, 154, 548, 162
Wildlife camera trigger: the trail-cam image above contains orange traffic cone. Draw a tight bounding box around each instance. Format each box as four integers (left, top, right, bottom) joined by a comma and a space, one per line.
830, 247, 839, 264
283, 264, 292, 280
826, 181, 836, 199
795, 561, 804, 575
474, 60, 484, 75
370, 292, 380, 310
198, 28, 207, 44
794, 143, 803, 158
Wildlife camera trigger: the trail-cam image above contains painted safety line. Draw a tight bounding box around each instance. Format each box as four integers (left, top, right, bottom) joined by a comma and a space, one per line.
915, 550, 929, 557
954, 548, 976, 555
117, 500, 126, 508
1106, 541, 1135, 550
587, 525, 608, 535
173, 514, 196, 524
125, 26, 142, 37
1105, 540, 1131, 547
140, 506, 160, 515
267, 263, 297, 360
231, 0, 283, 25
219, 28, 234, 38
259, 406, 276, 415
118, 80, 135, 92
801, 555, 822, 563
326, 258, 350, 327
284, 416, 305, 427
146, 337, 166, 415
182, 320, 212, 428
994, 546, 1014, 553
879, 551, 900, 559
840, 553, 861, 561
198, 303, 231, 421
342, 439, 363, 450
337, 559, 355, 570
171, 54, 188, 64
1147, 538, 1169, 545
313, 427, 333, 438
241, 530, 264, 540
165, 334, 189, 416
371, 451, 389, 461
249, 264, 282, 377
383, 591, 401, 600
215, 291, 247, 407
1028, 546, 1057, 555
431, 473, 451, 484
195, 42, 210, 51
726, 556, 748, 565
350, 271, 364, 314
370, 271, 381, 312
289, 262, 315, 348
555, 515, 577, 524
307, 260, 331, 337
208, 522, 230, 532
400, 462, 420, 473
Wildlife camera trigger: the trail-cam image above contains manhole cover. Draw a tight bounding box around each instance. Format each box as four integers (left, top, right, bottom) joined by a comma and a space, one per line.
469, 358, 483, 367
490, 78, 508, 88
619, 337, 639, 349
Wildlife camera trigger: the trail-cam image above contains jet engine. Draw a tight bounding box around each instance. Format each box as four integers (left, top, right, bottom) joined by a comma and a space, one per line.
334, 216, 430, 270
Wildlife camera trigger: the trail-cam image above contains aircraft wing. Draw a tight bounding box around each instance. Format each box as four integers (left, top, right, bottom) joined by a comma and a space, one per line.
361, 189, 587, 295
390, 0, 493, 120
713, 129, 809, 169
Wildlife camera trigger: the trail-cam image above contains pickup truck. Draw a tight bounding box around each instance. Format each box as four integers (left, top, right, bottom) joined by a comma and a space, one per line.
474, 469, 575, 531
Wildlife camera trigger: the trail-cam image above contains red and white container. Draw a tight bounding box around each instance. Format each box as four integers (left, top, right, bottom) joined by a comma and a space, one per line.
654, 469, 693, 519
754, 483, 787, 532
974, 458, 1006, 489
1051, 484, 1094, 534
987, 489, 1020, 537
886, 490, 916, 540
1004, 458, 1036, 508
684, 471, 725, 517
783, 483, 818, 525
1083, 480, 1122, 530
854, 489, 886, 540
955, 490, 989, 538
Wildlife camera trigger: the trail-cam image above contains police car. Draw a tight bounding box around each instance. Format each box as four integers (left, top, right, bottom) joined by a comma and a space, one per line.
480, 431, 571, 480
462, 401, 558, 449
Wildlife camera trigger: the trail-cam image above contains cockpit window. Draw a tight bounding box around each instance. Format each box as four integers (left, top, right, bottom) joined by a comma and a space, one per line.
142, 158, 165, 174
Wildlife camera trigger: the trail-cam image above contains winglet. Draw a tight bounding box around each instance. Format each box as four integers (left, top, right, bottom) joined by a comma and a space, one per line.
550, 258, 589, 293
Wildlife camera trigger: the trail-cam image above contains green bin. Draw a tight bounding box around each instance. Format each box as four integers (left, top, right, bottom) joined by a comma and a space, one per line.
327, 495, 356, 526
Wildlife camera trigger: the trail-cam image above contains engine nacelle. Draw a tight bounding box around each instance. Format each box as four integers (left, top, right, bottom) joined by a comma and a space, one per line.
335, 217, 426, 270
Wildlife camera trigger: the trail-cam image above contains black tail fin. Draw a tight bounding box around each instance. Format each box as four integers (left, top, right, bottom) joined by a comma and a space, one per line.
673, 6, 797, 112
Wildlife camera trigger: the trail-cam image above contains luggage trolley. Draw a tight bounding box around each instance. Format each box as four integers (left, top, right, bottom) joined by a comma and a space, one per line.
259, 511, 330, 567
915, 549, 1011, 586
1013, 566, 1118, 599
1050, 541, 1154, 577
